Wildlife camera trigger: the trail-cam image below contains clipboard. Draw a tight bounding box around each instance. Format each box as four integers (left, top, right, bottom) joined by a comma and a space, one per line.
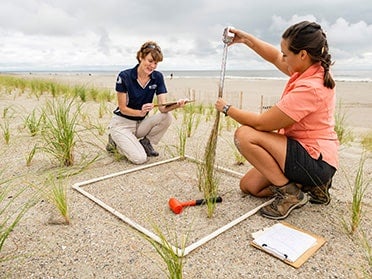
250, 222, 326, 268
154, 99, 195, 108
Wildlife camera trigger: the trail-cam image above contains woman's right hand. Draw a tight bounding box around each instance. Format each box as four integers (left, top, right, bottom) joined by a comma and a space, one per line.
141, 103, 154, 116
228, 28, 253, 47
215, 97, 227, 113
228, 28, 244, 44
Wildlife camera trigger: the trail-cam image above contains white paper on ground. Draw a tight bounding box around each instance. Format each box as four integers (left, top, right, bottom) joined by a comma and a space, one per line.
252, 223, 317, 262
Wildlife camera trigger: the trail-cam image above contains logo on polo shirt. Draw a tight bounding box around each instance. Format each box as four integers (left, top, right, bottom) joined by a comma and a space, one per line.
149, 84, 157, 89
116, 76, 122, 84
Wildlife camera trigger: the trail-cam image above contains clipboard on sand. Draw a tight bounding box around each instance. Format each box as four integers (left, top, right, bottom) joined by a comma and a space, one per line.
154, 99, 195, 108
250, 222, 326, 268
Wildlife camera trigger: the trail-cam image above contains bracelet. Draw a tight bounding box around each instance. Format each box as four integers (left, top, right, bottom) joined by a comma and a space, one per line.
222, 104, 231, 116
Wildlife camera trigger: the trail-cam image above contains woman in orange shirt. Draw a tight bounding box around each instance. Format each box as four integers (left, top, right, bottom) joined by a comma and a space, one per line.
216, 21, 339, 220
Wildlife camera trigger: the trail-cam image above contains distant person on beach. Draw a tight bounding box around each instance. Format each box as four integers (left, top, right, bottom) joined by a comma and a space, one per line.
107, 41, 188, 164
215, 21, 339, 220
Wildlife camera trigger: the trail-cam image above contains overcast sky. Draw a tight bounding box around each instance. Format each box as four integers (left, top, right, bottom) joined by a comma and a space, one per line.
1, 0, 372, 71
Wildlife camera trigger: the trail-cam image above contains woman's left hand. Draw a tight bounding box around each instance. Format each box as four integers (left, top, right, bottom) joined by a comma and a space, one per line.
176, 98, 189, 107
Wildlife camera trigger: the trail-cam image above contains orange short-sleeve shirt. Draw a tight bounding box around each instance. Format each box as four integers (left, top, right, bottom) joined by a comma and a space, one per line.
277, 63, 339, 168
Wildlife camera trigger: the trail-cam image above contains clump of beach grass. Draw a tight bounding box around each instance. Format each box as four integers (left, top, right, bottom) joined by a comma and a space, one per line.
342, 152, 370, 235
48, 177, 70, 224
89, 88, 99, 101
361, 132, 372, 152
98, 100, 110, 118
40, 98, 80, 167
1, 176, 37, 261
24, 108, 45, 137
204, 104, 215, 122
334, 99, 353, 145
1, 107, 14, 144
97, 88, 115, 102
33, 176, 70, 225
177, 125, 187, 158
1, 116, 10, 145
73, 85, 87, 102
358, 229, 372, 273
162, 124, 187, 158
25, 144, 37, 167
223, 113, 238, 132
143, 223, 187, 279
182, 104, 202, 138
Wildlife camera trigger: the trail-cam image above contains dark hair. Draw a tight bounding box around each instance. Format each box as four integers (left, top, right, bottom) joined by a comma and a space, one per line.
282, 21, 335, 89
136, 41, 163, 63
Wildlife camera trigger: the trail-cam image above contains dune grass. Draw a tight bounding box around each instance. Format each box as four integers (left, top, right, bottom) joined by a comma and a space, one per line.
177, 125, 187, 158
0, 176, 37, 261
342, 152, 369, 235
40, 98, 80, 167
182, 104, 202, 138
334, 99, 353, 145
25, 144, 37, 167
28, 175, 70, 225
0, 75, 115, 102
1, 107, 14, 145
358, 229, 372, 272
44, 176, 70, 224
143, 223, 187, 279
24, 108, 45, 137
361, 132, 372, 152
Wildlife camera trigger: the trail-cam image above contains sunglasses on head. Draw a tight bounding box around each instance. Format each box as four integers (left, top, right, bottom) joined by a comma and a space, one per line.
142, 44, 161, 52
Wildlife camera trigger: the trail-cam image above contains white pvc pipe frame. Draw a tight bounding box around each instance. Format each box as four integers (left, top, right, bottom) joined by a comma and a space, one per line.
72, 155, 274, 257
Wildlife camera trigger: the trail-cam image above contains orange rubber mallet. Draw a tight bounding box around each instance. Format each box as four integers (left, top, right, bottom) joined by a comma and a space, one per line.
168, 196, 223, 214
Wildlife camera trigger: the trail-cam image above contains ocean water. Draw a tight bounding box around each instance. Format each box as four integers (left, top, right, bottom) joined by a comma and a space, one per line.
5, 69, 372, 82
161, 69, 372, 82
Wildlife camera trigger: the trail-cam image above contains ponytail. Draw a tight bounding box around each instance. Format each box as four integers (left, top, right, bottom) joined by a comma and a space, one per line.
320, 42, 335, 89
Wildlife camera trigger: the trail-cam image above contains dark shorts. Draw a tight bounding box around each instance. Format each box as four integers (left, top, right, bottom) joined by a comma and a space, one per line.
284, 138, 336, 187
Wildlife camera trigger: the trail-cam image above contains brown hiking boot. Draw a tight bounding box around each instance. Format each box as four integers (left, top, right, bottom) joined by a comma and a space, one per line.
139, 137, 159, 157
307, 179, 332, 205
106, 134, 117, 153
260, 182, 308, 220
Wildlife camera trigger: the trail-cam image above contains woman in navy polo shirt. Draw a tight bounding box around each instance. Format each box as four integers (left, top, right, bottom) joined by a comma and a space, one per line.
107, 41, 187, 164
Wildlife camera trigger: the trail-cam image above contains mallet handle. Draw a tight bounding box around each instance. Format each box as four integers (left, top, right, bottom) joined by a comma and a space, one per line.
180, 200, 197, 207
194, 196, 223, 206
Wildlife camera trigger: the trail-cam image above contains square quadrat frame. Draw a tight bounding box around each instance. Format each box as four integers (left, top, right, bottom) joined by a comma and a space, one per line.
72, 155, 273, 257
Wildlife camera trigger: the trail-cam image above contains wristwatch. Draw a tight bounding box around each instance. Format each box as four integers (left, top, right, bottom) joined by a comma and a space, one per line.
222, 104, 231, 116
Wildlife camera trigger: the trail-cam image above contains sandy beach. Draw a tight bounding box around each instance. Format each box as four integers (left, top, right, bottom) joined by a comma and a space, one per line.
0, 73, 371, 278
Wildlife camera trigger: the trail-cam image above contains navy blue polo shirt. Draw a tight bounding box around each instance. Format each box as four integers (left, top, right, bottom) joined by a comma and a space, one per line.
114, 64, 167, 121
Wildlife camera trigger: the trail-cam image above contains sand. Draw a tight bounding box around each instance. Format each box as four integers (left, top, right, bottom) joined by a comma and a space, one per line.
0, 73, 371, 278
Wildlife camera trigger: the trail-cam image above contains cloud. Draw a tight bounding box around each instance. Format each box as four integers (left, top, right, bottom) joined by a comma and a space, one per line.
327, 18, 372, 50
0, 1, 80, 36
269, 14, 318, 35
0, 0, 371, 71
